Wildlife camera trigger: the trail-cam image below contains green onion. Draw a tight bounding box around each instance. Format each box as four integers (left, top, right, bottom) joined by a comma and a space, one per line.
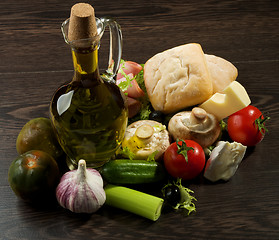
104, 184, 164, 221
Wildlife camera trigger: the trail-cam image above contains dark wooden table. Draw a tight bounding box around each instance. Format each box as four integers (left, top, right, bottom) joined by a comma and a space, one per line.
1, 0, 279, 239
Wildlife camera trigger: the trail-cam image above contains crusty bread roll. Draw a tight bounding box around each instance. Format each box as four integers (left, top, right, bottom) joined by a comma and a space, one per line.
144, 43, 213, 114
205, 54, 238, 93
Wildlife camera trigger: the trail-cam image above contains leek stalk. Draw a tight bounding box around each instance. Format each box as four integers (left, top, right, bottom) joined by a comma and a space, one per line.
104, 184, 164, 221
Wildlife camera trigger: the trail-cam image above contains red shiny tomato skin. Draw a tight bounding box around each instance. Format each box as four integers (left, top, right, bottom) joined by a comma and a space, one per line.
163, 140, 206, 180
227, 105, 266, 146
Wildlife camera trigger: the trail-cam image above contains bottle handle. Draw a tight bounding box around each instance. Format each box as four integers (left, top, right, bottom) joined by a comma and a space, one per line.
100, 17, 123, 81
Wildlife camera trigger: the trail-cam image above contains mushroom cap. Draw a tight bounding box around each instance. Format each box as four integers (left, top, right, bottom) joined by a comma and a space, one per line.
168, 108, 221, 148
122, 120, 171, 160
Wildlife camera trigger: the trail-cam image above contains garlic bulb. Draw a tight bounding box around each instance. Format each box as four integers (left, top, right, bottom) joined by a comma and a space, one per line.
56, 159, 106, 213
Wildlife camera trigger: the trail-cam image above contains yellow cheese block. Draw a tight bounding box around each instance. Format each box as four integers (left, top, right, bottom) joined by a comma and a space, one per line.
199, 81, 251, 120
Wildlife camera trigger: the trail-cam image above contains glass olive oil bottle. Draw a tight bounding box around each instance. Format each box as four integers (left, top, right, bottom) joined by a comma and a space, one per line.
50, 3, 128, 169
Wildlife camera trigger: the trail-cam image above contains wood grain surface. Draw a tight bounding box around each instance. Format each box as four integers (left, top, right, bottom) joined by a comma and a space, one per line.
1, 0, 279, 239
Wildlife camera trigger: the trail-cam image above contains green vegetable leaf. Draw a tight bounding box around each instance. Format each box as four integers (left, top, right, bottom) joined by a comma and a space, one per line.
119, 146, 135, 160
175, 178, 197, 214
161, 178, 197, 215
140, 101, 151, 120
176, 139, 194, 163
117, 60, 136, 93
220, 120, 227, 131
135, 64, 146, 92
136, 65, 152, 120
124, 61, 152, 123
147, 150, 159, 162
153, 124, 166, 132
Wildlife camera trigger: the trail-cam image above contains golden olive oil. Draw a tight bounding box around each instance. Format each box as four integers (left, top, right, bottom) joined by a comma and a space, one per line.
50, 78, 127, 169
50, 43, 128, 169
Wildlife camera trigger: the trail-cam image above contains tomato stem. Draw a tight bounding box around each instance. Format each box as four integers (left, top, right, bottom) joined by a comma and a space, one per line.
176, 139, 194, 163
255, 115, 270, 134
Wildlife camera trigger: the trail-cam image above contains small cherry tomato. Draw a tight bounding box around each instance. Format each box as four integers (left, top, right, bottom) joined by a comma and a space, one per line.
227, 105, 269, 146
163, 140, 205, 180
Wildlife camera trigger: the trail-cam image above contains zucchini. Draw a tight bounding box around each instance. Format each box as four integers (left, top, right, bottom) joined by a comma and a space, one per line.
100, 159, 166, 184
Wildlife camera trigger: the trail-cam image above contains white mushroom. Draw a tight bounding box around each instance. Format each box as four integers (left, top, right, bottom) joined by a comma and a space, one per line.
122, 120, 170, 160
203, 141, 247, 182
168, 107, 221, 148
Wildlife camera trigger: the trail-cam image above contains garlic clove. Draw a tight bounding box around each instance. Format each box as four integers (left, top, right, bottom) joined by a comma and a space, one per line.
203, 141, 247, 182
56, 159, 106, 214
70, 179, 105, 213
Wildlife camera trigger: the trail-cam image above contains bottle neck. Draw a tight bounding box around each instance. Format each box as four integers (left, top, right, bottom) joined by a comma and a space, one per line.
71, 46, 101, 82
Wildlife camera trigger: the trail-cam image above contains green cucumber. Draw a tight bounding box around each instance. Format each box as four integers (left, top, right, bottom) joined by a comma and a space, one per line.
100, 159, 166, 184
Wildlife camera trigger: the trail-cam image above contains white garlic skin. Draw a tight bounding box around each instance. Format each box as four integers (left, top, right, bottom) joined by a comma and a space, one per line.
203, 141, 247, 182
56, 160, 106, 214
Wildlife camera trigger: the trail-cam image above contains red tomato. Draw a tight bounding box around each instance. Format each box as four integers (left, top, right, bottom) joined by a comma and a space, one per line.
227, 105, 269, 146
164, 140, 206, 180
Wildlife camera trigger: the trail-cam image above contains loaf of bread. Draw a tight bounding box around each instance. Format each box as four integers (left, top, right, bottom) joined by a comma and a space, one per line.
205, 54, 238, 94
144, 43, 238, 114
144, 43, 213, 114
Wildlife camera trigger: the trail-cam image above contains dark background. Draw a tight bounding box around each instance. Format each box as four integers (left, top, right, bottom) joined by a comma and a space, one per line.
1, 0, 279, 239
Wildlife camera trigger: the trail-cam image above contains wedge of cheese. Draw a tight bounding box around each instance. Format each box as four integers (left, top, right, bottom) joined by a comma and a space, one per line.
199, 81, 251, 120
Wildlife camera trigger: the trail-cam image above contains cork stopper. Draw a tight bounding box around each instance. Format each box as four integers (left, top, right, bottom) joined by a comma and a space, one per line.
68, 3, 98, 42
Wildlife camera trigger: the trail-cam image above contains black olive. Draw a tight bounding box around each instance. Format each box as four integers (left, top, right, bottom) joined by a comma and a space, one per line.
149, 110, 164, 123
163, 185, 181, 207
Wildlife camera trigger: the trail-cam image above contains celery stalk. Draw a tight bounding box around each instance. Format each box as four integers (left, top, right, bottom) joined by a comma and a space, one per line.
104, 184, 164, 221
